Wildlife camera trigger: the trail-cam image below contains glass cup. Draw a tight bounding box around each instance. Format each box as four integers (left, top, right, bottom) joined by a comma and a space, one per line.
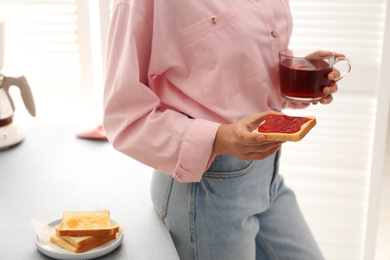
279, 49, 352, 102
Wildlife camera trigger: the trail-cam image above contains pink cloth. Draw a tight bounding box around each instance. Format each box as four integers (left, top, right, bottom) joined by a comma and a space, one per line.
76, 124, 107, 140
103, 0, 298, 182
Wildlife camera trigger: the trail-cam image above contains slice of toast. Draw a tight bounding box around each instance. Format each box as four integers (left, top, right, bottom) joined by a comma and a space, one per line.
254, 114, 316, 142
50, 233, 116, 253
55, 221, 120, 248
57, 210, 113, 237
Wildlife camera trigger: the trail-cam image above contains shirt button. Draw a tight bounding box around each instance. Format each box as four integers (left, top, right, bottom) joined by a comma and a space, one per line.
271, 31, 277, 38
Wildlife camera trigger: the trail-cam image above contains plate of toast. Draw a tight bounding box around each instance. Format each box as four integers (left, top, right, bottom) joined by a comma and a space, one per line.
35, 210, 124, 260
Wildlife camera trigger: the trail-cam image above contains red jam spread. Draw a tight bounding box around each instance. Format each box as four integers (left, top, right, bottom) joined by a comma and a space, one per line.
257, 114, 310, 134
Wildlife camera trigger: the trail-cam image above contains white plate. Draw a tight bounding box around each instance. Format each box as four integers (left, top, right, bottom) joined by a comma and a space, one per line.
36, 219, 124, 260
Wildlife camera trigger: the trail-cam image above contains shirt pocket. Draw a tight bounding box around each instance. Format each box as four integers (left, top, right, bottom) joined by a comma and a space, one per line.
181, 8, 267, 106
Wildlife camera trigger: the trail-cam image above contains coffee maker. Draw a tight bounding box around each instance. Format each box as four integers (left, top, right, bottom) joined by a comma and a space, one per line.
0, 19, 36, 149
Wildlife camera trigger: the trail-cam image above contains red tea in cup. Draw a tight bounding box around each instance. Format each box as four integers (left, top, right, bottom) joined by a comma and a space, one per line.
279, 62, 332, 101
279, 49, 351, 102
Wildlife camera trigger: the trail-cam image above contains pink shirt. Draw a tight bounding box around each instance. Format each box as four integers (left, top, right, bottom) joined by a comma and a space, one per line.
103, 0, 295, 183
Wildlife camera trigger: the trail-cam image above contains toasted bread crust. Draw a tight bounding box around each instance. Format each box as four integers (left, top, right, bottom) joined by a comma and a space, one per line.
255, 116, 316, 142
50, 233, 116, 253
57, 228, 114, 237
55, 222, 120, 248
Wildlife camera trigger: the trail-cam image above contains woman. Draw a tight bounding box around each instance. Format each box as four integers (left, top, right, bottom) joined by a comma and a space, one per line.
103, 0, 341, 259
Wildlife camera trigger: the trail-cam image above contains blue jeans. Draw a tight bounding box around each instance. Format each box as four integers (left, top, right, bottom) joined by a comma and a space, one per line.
151, 151, 324, 260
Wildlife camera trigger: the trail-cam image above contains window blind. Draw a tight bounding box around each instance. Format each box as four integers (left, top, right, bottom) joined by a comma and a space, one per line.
289, 0, 386, 66
281, 1, 388, 259
288, 0, 387, 94
0, 0, 95, 126
0, 0, 80, 80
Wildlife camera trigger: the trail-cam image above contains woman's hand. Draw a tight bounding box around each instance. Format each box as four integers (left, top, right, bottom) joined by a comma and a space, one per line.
314, 52, 345, 105
212, 110, 284, 161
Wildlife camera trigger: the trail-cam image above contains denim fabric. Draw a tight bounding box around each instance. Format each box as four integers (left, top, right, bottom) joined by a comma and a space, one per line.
151, 151, 324, 260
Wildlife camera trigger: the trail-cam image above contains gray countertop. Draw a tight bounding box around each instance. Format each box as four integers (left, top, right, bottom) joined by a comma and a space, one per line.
0, 125, 179, 260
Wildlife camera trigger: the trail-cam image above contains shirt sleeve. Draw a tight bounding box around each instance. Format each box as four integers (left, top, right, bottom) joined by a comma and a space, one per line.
103, 2, 220, 183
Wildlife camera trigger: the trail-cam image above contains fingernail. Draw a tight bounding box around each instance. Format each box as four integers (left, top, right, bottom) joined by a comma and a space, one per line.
328, 74, 335, 80
256, 135, 265, 142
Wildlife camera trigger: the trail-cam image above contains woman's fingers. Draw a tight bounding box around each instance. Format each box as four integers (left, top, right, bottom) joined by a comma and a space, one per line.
328, 68, 341, 82
241, 144, 283, 161
324, 82, 338, 95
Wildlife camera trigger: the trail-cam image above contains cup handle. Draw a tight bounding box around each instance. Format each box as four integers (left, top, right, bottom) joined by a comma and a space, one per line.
333, 57, 352, 82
